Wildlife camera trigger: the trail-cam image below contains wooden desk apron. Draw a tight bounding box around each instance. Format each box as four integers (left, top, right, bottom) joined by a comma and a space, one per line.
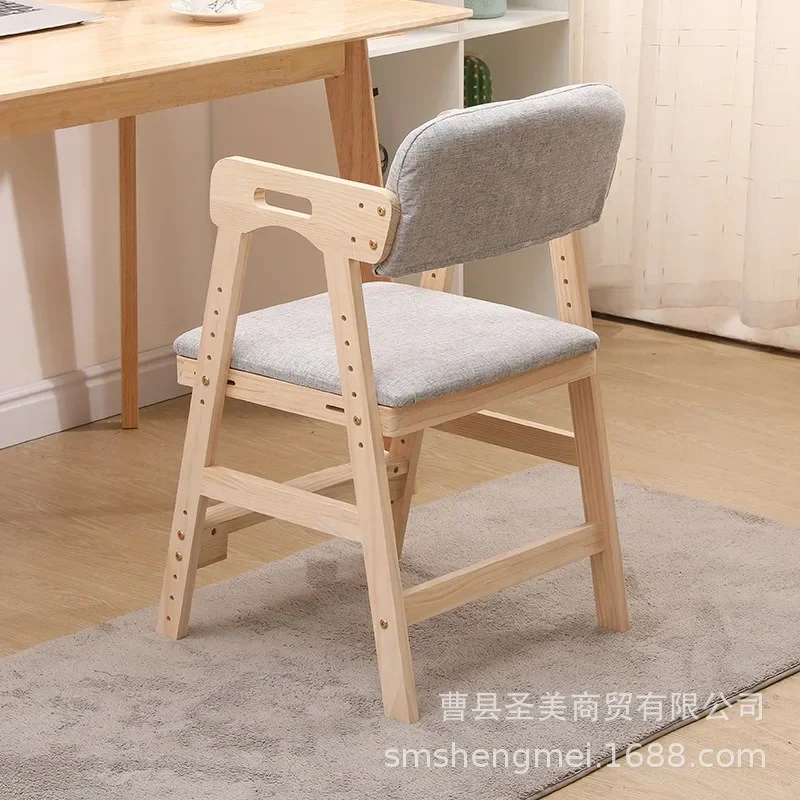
0, 0, 468, 139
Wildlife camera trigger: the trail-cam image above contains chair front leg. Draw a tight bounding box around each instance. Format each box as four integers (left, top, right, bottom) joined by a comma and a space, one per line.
157, 228, 251, 639
325, 253, 419, 723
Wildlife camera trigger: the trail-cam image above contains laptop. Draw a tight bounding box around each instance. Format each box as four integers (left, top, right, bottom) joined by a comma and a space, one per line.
0, 0, 100, 37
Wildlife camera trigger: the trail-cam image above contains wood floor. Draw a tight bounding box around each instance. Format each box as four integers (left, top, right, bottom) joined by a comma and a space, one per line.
1, 318, 798, 797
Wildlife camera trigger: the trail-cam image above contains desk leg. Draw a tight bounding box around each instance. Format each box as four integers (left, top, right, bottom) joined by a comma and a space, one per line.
324, 39, 387, 284
119, 116, 139, 429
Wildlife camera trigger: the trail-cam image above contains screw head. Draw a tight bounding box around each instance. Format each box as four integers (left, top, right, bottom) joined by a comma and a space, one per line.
353, 415, 362, 426
177, 531, 185, 540
379, 619, 388, 629
175, 551, 183, 561
377, 206, 386, 217
201, 376, 210, 386
369, 240, 378, 251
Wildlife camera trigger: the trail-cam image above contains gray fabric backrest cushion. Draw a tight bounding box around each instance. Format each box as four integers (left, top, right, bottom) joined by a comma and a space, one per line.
376, 83, 625, 278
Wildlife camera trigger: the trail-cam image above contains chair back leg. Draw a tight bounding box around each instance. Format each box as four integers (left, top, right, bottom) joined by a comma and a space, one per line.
324, 254, 420, 723
388, 431, 424, 556
569, 375, 630, 631
157, 229, 252, 639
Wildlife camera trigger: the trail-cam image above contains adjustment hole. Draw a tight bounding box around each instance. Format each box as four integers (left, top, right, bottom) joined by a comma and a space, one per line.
566, 302, 572, 308
344, 340, 350, 346
341, 315, 347, 321
200, 399, 205, 405
211, 527, 217, 535
351, 391, 357, 398
351, 237, 356, 243
214, 310, 219, 316
400, 438, 406, 444
358, 442, 364, 448
172, 573, 178, 580
169, 595, 174, 601
393, 466, 399, 473
358, 202, 364, 209
182, 510, 187, 515
431, 272, 436, 278
166, 616, 171, 621
347, 365, 354, 372
563, 279, 569, 285
206, 355, 211, 360
560, 255, 566, 261
217, 286, 223, 292
210, 332, 216, 338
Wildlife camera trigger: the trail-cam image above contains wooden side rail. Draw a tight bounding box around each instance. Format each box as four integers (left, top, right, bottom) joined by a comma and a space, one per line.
403, 523, 603, 625
434, 410, 578, 466
198, 455, 409, 567
200, 465, 363, 543
177, 356, 350, 428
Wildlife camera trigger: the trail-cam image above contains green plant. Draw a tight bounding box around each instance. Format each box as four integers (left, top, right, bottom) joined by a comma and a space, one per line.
464, 54, 492, 107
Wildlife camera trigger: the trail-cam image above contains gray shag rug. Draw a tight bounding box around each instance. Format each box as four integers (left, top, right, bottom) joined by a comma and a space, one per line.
2, 465, 799, 800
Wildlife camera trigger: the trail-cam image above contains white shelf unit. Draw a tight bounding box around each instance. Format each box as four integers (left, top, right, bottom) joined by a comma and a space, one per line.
370, 1, 569, 311
210, 1, 569, 316
368, 7, 568, 59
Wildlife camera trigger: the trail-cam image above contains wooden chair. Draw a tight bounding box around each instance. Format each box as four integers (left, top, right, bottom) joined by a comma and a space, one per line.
157, 84, 630, 723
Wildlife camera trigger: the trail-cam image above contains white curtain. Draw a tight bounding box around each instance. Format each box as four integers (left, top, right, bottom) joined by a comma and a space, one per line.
575, 0, 800, 351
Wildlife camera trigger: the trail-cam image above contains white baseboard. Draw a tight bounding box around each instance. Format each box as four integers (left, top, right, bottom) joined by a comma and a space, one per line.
0, 346, 190, 449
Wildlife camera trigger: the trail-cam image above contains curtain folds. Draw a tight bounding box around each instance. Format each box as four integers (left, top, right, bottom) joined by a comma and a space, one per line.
575, 0, 800, 350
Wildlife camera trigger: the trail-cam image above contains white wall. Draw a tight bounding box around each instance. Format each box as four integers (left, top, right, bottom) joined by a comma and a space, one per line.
0, 84, 344, 447
0, 105, 215, 444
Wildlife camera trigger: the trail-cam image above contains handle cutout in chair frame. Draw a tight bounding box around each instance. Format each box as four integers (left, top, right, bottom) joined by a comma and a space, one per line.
209, 156, 399, 263
254, 188, 313, 220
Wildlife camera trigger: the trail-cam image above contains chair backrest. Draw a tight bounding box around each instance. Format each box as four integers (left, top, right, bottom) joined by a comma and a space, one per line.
375, 83, 625, 278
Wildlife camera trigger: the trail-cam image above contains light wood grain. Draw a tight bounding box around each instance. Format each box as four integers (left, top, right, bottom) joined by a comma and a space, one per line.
2, 318, 800, 797
200, 465, 362, 542
325, 39, 390, 283
404, 523, 603, 625
550, 232, 593, 328
419, 266, 457, 292
324, 253, 419, 723
0, 0, 469, 139
177, 356, 350, 427
380, 352, 596, 436
198, 453, 409, 566
156, 227, 252, 640
551, 233, 629, 631
118, 116, 138, 430
389, 431, 425, 555
434, 410, 578, 466
209, 156, 399, 263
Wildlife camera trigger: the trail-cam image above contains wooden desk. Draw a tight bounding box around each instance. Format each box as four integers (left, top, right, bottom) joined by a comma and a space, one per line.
0, 0, 469, 427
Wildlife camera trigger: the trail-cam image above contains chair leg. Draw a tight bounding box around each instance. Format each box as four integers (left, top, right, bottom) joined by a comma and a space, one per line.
389, 431, 424, 557
568, 374, 630, 632
356, 460, 420, 723
155, 405, 210, 640
157, 228, 251, 639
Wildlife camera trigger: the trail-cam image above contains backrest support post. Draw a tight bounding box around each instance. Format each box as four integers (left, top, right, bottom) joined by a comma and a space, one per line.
550, 232, 594, 330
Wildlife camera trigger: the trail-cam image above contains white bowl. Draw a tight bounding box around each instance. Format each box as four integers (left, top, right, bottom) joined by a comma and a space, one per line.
169, 0, 263, 23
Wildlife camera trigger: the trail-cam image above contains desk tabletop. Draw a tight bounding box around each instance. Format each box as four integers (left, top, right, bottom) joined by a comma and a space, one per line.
2, 0, 469, 102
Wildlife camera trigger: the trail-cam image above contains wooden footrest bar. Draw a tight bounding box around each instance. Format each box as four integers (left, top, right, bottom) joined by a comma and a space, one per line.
197, 455, 408, 566
434, 410, 578, 466
201, 465, 364, 543
403, 522, 603, 624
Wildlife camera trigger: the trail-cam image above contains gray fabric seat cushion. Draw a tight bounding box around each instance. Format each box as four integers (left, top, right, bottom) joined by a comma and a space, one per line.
174, 282, 598, 408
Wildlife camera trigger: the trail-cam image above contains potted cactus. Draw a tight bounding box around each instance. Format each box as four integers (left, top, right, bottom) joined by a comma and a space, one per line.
464, 54, 493, 107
